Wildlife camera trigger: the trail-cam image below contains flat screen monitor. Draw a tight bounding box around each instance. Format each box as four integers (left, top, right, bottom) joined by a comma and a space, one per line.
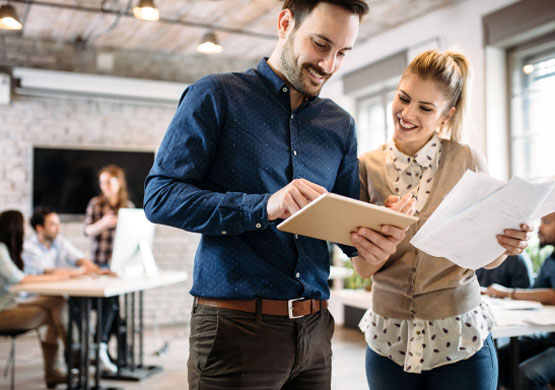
33, 147, 154, 215
110, 208, 157, 278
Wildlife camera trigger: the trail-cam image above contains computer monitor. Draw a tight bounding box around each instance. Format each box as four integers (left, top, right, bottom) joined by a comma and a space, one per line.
110, 208, 158, 278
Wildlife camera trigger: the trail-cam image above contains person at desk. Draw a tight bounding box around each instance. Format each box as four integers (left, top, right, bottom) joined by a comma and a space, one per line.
353, 49, 532, 390
487, 211, 555, 390
476, 253, 534, 289
84, 164, 134, 374
144, 1, 410, 388
22, 206, 99, 275
0, 210, 75, 388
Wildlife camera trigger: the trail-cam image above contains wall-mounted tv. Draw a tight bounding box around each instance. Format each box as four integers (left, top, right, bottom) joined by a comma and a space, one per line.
33, 147, 155, 215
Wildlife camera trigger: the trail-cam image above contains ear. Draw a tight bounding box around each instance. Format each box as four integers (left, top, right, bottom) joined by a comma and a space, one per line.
443, 106, 456, 124
277, 9, 295, 39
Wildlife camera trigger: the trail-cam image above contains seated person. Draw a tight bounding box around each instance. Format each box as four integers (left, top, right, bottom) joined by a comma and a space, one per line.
487, 211, 555, 390
22, 206, 98, 275
476, 253, 533, 288
22, 206, 118, 373
0, 209, 75, 388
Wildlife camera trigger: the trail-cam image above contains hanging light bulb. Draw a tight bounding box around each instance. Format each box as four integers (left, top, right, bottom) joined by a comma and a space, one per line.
197, 32, 223, 54
133, 0, 159, 22
0, 4, 23, 30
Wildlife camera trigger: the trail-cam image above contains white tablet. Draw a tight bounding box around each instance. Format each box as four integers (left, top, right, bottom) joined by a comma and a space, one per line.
277, 192, 419, 246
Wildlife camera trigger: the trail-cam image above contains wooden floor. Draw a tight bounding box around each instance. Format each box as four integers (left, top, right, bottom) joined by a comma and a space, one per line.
0, 323, 368, 390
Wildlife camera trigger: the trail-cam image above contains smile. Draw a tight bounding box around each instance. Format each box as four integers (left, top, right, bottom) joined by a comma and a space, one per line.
397, 115, 418, 130
306, 67, 326, 84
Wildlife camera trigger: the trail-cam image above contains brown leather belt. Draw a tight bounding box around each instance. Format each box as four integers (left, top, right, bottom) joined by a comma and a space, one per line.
196, 297, 328, 319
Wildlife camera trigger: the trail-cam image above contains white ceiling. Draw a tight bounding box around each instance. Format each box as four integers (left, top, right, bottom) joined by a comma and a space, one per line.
6, 0, 465, 60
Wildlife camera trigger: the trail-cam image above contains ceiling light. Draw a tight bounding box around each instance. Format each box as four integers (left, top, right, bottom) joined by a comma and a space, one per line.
197, 32, 223, 54
0, 4, 23, 30
133, 0, 159, 22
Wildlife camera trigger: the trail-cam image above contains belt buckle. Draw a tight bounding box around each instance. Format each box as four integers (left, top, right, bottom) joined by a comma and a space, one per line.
288, 297, 305, 319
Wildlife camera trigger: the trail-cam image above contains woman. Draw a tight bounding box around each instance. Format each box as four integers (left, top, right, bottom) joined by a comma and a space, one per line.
0, 210, 73, 388
84, 164, 134, 373
351, 50, 531, 389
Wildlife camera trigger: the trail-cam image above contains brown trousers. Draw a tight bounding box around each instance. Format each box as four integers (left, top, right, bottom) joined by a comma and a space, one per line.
0, 295, 67, 349
187, 304, 335, 390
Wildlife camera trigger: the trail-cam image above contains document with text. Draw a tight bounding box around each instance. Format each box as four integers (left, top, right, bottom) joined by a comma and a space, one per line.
410, 170, 555, 270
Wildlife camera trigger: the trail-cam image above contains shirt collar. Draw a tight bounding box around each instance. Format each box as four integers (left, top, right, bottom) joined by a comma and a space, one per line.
391, 132, 440, 171
256, 58, 317, 106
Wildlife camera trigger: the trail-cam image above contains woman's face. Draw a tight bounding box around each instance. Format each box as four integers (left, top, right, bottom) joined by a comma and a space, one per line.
392, 73, 454, 156
99, 172, 120, 198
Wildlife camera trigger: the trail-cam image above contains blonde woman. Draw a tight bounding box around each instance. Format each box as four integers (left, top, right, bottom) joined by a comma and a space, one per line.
351, 50, 531, 389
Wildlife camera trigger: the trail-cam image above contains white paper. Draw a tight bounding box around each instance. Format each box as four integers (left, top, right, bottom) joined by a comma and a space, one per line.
411, 171, 555, 270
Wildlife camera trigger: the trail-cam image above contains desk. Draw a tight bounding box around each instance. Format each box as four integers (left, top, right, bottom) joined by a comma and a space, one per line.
11, 271, 187, 390
331, 290, 555, 390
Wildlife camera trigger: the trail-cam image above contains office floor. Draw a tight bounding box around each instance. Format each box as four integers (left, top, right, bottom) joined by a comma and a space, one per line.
0, 323, 368, 390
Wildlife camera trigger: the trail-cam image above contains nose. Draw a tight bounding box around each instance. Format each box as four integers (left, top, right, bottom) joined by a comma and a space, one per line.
401, 102, 417, 120
319, 52, 337, 75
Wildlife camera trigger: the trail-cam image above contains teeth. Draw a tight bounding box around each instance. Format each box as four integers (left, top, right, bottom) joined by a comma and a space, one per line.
308, 68, 323, 79
399, 117, 416, 129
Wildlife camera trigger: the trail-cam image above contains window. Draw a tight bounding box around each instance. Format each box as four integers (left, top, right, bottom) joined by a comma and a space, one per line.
356, 87, 396, 155
509, 41, 555, 179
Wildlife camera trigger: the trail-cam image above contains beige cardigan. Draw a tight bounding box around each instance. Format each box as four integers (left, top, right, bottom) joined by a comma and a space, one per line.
359, 140, 487, 320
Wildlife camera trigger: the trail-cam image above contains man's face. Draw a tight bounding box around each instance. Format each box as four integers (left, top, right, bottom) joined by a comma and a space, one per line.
539, 212, 555, 247
39, 212, 61, 242
279, 3, 359, 97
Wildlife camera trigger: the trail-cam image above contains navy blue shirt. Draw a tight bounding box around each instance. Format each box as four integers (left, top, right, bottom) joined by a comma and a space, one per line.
533, 252, 555, 289
144, 58, 359, 301
475, 254, 533, 288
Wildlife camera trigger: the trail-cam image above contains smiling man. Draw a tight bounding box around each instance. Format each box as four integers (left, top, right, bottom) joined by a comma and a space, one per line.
144, 1, 408, 388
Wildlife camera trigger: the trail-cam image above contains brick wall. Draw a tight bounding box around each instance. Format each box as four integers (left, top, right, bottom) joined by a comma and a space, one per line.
0, 93, 201, 326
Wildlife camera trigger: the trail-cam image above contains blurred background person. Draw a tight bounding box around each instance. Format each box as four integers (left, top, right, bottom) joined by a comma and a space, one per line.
0, 210, 73, 388
83, 164, 134, 374
487, 211, 555, 390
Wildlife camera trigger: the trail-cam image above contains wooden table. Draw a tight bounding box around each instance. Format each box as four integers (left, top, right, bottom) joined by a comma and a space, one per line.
11, 271, 188, 390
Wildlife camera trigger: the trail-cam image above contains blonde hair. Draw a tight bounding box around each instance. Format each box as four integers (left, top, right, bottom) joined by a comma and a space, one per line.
402, 49, 470, 142
98, 164, 129, 209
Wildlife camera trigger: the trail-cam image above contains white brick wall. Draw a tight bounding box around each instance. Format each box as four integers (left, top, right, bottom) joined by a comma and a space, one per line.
0, 94, 199, 325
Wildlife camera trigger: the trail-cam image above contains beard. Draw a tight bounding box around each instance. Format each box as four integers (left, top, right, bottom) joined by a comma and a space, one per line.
279, 32, 329, 97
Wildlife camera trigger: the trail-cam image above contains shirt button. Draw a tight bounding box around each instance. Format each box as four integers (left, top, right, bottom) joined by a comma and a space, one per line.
295, 234, 298, 239
293, 150, 297, 156
290, 114, 294, 119
295, 272, 300, 278
282, 87, 288, 93
416, 330, 421, 335
255, 223, 262, 229
221, 231, 227, 235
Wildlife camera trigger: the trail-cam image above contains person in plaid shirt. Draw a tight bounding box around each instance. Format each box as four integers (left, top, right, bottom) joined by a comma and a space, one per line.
84, 164, 134, 373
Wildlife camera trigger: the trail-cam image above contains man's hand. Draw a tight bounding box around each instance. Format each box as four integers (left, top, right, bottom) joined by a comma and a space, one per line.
267, 179, 327, 221
350, 225, 406, 266
485, 283, 513, 299
497, 223, 533, 256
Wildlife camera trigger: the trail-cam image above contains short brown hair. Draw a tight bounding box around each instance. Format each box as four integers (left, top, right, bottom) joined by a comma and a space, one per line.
282, 0, 369, 27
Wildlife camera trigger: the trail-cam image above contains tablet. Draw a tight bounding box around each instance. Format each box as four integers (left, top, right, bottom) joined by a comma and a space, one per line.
277, 192, 419, 246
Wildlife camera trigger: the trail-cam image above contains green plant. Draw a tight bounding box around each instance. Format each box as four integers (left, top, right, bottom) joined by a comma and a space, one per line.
342, 259, 372, 290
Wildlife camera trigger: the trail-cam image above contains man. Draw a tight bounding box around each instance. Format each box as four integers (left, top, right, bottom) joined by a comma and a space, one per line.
23, 206, 99, 275
476, 253, 533, 289
144, 1, 407, 388
22, 206, 118, 373
487, 211, 555, 390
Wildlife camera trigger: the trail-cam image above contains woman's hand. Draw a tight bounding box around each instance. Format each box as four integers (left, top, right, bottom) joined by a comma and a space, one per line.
497, 223, 533, 255
384, 193, 416, 216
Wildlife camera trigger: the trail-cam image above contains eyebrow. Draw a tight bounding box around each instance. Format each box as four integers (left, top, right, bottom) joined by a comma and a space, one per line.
399, 90, 438, 107
312, 34, 353, 51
